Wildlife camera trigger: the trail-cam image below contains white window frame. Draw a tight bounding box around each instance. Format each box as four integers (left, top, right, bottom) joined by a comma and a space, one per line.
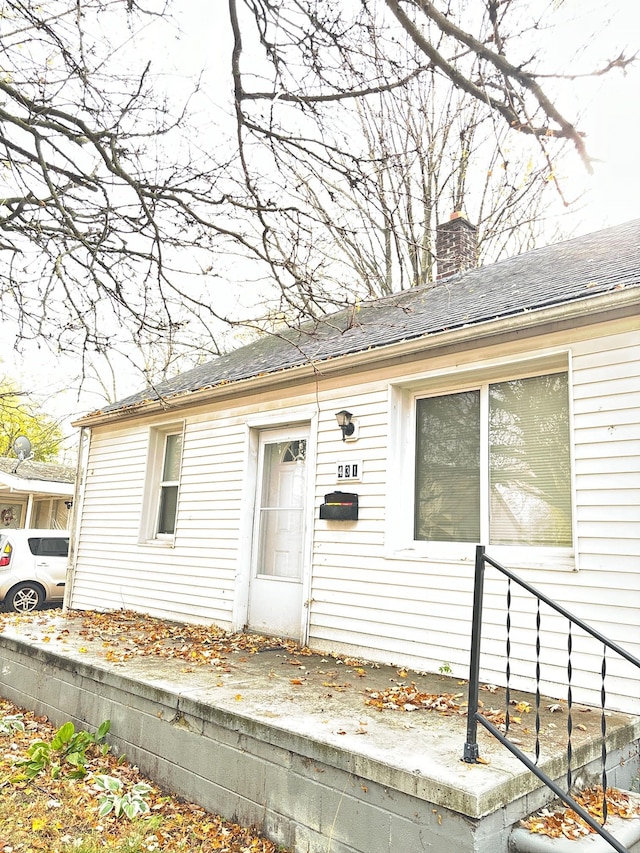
386, 351, 578, 572
139, 422, 185, 545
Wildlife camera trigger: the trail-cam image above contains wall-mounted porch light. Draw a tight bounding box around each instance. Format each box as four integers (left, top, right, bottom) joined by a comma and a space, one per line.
335, 410, 355, 441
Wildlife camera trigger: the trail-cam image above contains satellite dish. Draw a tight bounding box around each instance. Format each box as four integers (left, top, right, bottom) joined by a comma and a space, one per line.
13, 435, 32, 462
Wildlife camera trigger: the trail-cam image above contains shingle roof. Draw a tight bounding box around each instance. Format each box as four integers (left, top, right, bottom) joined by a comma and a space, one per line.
104, 218, 640, 415
0, 458, 75, 484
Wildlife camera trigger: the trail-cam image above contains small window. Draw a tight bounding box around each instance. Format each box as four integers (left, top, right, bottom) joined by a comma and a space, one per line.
156, 432, 183, 536
140, 424, 185, 543
415, 372, 572, 547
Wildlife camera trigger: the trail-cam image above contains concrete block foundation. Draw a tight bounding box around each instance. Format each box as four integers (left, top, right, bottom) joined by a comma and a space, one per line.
0, 623, 639, 853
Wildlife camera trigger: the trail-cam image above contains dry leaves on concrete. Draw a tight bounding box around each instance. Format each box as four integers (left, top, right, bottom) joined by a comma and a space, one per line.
4, 609, 474, 715
520, 786, 640, 840
363, 682, 464, 714
361, 683, 532, 735
0, 609, 605, 748
60, 609, 309, 665
0, 698, 286, 853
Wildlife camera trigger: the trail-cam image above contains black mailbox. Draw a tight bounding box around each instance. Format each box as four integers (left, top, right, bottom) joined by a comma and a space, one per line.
319, 491, 359, 521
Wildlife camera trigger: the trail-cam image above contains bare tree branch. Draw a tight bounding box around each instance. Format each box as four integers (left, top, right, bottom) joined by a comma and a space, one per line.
385, 0, 592, 170
0, 0, 631, 393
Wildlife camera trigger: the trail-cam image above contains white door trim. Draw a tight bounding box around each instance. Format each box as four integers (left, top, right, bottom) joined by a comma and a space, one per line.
233, 413, 317, 645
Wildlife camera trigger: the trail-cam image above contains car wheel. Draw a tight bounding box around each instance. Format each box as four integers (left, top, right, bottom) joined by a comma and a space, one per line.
7, 582, 44, 613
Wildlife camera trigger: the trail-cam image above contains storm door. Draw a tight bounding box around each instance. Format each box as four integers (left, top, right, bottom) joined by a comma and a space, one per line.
247, 427, 309, 639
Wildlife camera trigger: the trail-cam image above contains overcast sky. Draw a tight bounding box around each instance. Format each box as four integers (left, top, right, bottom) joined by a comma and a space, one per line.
555, 0, 640, 232
4, 0, 640, 452
166, 0, 640, 233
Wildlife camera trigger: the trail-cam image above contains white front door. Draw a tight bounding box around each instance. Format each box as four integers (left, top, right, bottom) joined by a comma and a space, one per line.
247, 428, 309, 639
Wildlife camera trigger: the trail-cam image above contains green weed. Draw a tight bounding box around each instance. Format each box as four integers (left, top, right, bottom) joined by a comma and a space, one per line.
93, 774, 153, 820
13, 719, 111, 781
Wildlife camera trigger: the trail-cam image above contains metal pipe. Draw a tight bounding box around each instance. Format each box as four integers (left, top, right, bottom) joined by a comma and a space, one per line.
463, 544, 485, 763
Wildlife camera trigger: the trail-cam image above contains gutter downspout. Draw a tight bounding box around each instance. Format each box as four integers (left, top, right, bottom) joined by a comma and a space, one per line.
63, 426, 90, 612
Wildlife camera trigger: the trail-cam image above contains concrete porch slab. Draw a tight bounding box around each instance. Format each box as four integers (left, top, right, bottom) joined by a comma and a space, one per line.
0, 611, 638, 853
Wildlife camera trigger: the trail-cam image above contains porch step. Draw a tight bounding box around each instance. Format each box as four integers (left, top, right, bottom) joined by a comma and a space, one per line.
510, 794, 640, 853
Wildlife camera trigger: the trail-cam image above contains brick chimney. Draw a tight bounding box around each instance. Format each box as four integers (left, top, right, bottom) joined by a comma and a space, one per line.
436, 212, 478, 281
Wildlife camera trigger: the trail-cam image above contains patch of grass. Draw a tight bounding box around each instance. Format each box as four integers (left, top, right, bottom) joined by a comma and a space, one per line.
0, 700, 286, 852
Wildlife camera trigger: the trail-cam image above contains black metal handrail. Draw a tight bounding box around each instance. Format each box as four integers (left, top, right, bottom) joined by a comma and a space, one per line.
463, 545, 640, 853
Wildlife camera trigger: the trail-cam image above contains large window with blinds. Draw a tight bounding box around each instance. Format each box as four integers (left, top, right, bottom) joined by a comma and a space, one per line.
414, 372, 572, 547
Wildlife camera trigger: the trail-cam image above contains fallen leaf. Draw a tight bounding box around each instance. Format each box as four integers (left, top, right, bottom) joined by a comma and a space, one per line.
363, 683, 461, 715
521, 786, 640, 839
0, 693, 287, 853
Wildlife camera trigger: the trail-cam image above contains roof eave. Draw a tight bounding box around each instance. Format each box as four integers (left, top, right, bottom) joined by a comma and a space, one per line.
0, 472, 75, 495
72, 288, 640, 429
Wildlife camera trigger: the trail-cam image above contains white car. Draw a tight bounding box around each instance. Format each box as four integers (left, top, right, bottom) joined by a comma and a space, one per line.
0, 529, 69, 613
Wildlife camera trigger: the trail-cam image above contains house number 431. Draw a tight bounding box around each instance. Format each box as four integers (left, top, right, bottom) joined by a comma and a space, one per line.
337, 460, 362, 481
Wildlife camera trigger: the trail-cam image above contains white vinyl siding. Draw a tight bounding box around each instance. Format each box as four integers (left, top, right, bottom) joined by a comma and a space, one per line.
308, 334, 639, 712
70, 326, 640, 713
463, 333, 638, 711
71, 418, 248, 625
310, 386, 391, 654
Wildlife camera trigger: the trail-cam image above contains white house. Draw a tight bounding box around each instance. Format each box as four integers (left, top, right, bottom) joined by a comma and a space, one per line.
0, 458, 74, 529
67, 218, 640, 712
